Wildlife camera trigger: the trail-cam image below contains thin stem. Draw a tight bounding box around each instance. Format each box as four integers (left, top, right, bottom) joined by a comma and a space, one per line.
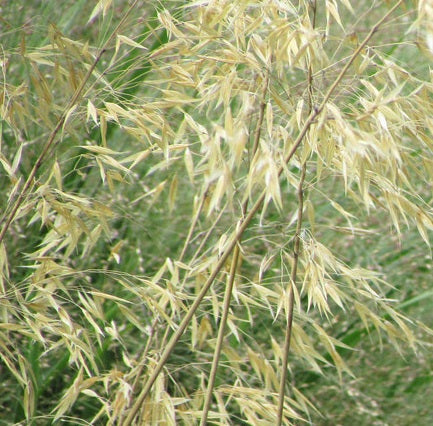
187, 200, 228, 271
179, 184, 210, 262
276, 162, 306, 425
0, 0, 139, 247
200, 74, 269, 425
276, 0, 315, 422
123, 3, 403, 424
116, 315, 159, 425
200, 243, 241, 425
123, 184, 210, 417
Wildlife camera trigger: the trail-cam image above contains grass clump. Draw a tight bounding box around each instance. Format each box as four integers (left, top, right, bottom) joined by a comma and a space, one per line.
0, 0, 432, 424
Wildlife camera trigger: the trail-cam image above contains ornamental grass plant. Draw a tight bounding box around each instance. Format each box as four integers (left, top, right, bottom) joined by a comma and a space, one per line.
0, 0, 432, 424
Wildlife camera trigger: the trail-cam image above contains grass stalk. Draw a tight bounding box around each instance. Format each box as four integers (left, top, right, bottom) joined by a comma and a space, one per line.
276, 161, 306, 425
187, 201, 229, 268
0, 0, 140, 248
277, 2, 316, 423
122, 2, 405, 424
179, 184, 210, 262
200, 74, 269, 425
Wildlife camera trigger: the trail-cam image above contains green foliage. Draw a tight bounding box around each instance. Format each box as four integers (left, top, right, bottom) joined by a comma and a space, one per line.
0, 0, 432, 424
